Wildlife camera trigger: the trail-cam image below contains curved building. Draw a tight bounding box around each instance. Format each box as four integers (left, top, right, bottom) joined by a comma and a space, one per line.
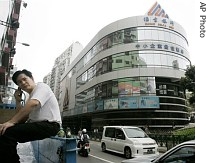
60, 3, 191, 132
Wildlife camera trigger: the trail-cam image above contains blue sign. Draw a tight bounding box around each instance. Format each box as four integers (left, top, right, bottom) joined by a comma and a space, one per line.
95, 100, 104, 111
87, 101, 95, 112
119, 97, 138, 109
139, 96, 160, 108
104, 98, 118, 109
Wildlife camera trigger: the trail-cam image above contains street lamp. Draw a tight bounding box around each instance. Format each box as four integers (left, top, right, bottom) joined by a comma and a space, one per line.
0, 39, 30, 56
6, 40, 30, 47
16, 42, 30, 46
0, 19, 19, 28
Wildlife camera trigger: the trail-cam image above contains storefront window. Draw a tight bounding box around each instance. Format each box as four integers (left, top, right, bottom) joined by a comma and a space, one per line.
82, 71, 87, 82
98, 37, 108, 52
160, 53, 168, 66
96, 60, 103, 76
102, 58, 108, 73
123, 28, 137, 43
144, 30, 152, 40
151, 30, 158, 40
112, 81, 118, 96
113, 31, 123, 45
95, 83, 102, 98
153, 53, 161, 66
158, 30, 165, 40
164, 31, 171, 42
102, 84, 107, 98
159, 84, 167, 95
137, 29, 145, 40
87, 65, 96, 81
119, 79, 133, 96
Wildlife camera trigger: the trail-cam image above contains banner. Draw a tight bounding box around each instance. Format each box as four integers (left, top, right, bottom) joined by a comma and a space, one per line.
104, 98, 118, 109
119, 97, 138, 109
139, 96, 159, 108
95, 100, 104, 111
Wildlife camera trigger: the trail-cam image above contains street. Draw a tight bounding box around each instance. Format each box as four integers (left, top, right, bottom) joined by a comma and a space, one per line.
77, 140, 126, 163
18, 140, 166, 163
18, 140, 129, 163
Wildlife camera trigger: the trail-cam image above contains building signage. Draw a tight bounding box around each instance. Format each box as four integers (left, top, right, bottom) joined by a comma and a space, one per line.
104, 98, 118, 109
139, 96, 160, 108
136, 42, 184, 55
144, 16, 174, 30
95, 100, 104, 111
119, 97, 138, 109
87, 101, 95, 112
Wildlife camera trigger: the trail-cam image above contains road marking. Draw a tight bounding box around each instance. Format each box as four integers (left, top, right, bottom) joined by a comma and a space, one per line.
89, 154, 116, 163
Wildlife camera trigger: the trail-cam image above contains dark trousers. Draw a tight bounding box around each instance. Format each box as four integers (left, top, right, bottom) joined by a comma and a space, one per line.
0, 121, 60, 163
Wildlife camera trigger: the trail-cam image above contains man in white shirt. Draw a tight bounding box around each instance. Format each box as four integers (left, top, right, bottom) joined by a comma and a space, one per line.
0, 69, 62, 163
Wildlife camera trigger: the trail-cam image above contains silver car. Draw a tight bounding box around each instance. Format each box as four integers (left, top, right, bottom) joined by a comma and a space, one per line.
121, 140, 195, 163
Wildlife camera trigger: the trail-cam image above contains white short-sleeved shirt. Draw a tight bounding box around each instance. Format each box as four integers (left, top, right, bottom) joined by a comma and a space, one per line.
27, 82, 62, 124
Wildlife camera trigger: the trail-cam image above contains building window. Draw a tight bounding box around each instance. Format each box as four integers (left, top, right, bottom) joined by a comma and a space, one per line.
125, 61, 130, 65
159, 84, 167, 95
116, 59, 122, 63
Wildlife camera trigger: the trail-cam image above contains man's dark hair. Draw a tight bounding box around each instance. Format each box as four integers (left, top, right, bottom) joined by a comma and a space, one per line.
12, 69, 33, 85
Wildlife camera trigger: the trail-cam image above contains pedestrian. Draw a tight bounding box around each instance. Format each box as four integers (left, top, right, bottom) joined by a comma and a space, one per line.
0, 69, 62, 163
78, 128, 82, 139
144, 124, 150, 134
66, 127, 71, 138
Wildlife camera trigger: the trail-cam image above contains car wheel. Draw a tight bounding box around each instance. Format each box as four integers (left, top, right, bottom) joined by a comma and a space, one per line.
101, 143, 106, 152
124, 147, 132, 159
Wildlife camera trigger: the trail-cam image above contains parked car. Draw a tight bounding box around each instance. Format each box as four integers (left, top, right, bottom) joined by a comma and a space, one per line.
101, 126, 159, 159
121, 139, 195, 163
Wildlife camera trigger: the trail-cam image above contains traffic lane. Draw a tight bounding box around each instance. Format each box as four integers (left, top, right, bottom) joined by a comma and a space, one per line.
77, 154, 117, 163
77, 140, 126, 163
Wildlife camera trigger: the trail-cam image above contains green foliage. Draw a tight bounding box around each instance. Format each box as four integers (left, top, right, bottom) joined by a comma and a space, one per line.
173, 127, 195, 140
180, 65, 195, 105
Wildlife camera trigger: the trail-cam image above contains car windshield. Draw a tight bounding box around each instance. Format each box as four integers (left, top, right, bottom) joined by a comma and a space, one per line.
124, 128, 148, 138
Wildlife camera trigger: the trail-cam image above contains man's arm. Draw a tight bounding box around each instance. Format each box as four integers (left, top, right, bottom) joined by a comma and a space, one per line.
10, 99, 40, 124
0, 99, 40, 135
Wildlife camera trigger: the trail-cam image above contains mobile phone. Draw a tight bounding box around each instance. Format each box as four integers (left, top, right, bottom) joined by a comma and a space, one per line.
18, 87, 22, 97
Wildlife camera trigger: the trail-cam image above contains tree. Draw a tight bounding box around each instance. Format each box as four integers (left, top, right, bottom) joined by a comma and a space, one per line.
180, 65, 195, 106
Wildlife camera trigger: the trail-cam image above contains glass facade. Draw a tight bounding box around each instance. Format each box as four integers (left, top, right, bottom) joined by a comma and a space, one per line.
67, 27, 189, 80
76, 50, 189, 89
60, 15, 190, 132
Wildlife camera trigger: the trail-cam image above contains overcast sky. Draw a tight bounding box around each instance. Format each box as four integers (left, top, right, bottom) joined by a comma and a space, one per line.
2, 0, 198, 83
0, 0, 203, 82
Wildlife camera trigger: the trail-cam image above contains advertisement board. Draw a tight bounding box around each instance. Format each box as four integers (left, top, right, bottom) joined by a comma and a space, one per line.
95, 100, 104, 111
104, 98, 118, 109
119, 97, 138, 109
139, 96, 159, 108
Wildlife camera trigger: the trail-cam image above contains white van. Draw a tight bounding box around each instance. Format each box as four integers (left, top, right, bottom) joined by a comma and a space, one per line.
101, 126, 159, 159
